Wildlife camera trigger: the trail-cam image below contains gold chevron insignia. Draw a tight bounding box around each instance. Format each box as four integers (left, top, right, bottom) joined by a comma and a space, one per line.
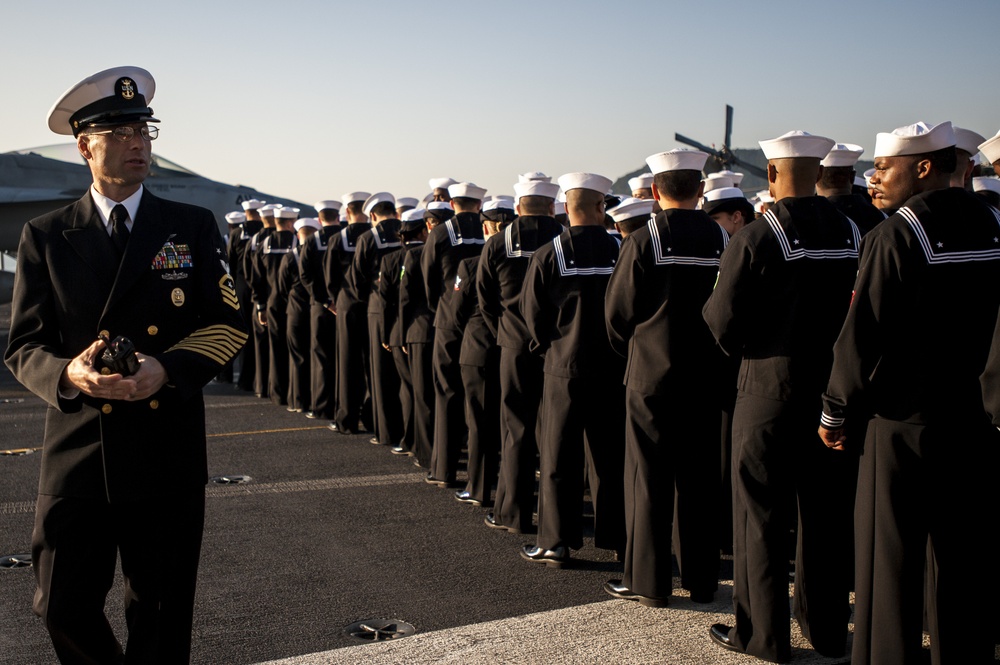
219, 275, 239, 310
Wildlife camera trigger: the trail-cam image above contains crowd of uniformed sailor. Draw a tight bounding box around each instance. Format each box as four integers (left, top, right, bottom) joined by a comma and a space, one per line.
219, 123, 1000, 665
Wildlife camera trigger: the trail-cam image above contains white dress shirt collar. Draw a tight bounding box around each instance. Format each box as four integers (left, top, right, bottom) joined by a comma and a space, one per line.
90, 185, 144, 234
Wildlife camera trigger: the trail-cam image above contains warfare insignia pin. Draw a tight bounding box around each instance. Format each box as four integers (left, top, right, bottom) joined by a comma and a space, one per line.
171, 288, 185, 307
118, 77, 135, 101
161, 271, 188, 281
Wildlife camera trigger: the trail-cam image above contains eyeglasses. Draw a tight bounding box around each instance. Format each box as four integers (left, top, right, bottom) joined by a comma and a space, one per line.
86, 126, 159, 142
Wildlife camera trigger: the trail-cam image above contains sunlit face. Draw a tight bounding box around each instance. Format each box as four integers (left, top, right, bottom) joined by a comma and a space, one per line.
870, 155, 920, 210
432, 188, 451, 202
632, 188, 653, 200
78, 122, 152, 195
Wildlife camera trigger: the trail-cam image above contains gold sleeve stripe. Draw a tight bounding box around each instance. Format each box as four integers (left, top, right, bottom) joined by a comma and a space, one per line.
167, 325, 249, 364
172, 346, 229, 365
171, 335, 246, 354
173, 338, 244, 357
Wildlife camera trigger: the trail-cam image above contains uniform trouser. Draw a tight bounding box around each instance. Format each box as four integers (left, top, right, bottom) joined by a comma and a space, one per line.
620, 388, 720, 599
719, 392, 736, 555
407, 341, 435, 467
32, 492, 205, 665
728, 391, 855, 662
391, 346, 415, 452
251, 308, 269, 397
368, 315, 404, 446
234, 276, 255, 390
430, 328, 466, 483
285, 300, 311, 411
851, 417, 997, 665
461, 352, 501, 504
265, 298, 289, 406
494, 348, 543, 532
536, 374, 625, 553
334, 303, 370, 432
309, 303, 336, 418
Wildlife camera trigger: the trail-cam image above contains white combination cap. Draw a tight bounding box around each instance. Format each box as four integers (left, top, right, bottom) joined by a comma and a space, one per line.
363, 192, 396, 216
225, 211, 246, 225
514, 180, 561, 200
759, 130, 836, 160
274, 206, 300, 219
429, 177, 458, 190
716, 169, 744, 186
821, 143, 865, 167
628, 173, 654, 191
702, 173, 734, 193
874, 121, 956, 158
241, 199, 265, 211
396, 197, 419, 208
483, 198, 514, 212
704, 187, 748, 204
48, 66, 158, 136
979, 130, 1000, 164
518, 171, 551, 183
313, 200, 342, 212
973, 177, 1000, 195
342, 191, 371, 206
401, 208, 426, 222
556, 172, 613, 195
646, 149, 709, 174
448, 182, 487, 200
608, 197, 654, 223
294, 218, 321, 232
954, 127, 987, 156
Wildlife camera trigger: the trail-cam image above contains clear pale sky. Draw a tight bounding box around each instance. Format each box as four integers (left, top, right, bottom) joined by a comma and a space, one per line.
2, 0, 997, 205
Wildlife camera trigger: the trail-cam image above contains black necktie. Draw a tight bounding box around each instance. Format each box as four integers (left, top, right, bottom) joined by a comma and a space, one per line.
110, 204, 130, 255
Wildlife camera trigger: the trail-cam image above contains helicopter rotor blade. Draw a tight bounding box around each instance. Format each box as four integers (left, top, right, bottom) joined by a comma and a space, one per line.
674, 133, 723, 158
724, 105, 734, 151
729, 155, 768, 179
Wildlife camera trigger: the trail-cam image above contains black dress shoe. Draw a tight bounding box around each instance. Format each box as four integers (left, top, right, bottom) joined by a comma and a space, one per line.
327, 422, 338, 431
390, 446, 409, 455
454, 490, 482, 506
412, 459, 424, 468
603, 580, 669, 608
305, 411, 317, 419
370, 437, 380, 445
483, 512, 508, 530
424, 473, 455, 487
520, 545, 569, 569
709, 624, 742, 654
